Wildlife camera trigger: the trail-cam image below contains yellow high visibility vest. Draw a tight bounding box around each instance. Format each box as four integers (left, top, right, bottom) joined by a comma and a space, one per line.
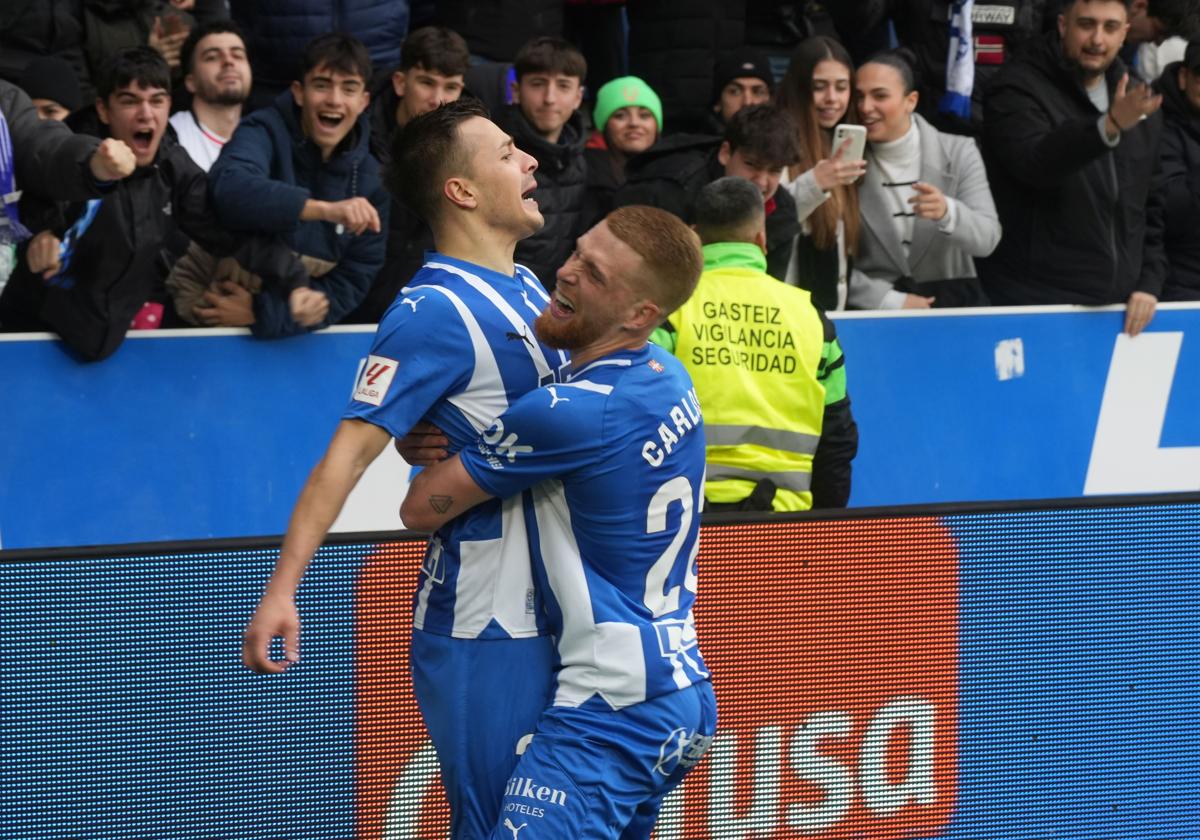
668, 242, 825, 511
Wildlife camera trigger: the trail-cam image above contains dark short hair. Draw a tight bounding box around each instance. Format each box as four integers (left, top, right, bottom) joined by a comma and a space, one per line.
1147, 0, 1198, 37
606, 206, 703, 317
514, 36, 587, 82
400, 25, 471, 77
723, 104, 800, 168
97, 46, 170, 100
180, 19, 247, 77
863, 48, 920, 95
388, 98, 491, 222
693, 177, 765, 246
298, 32, 372, 84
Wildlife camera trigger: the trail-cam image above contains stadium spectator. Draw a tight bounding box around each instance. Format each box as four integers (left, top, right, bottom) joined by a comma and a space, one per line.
1144, 40, 1200, 301
654, 176, 858, 511
0, 47, 304, 360
502, 36, 589, 288
776, 36, 866, 311
615, 103, 801, 280
980, 0, 1165, 335
850, 0, 1056, 136
435, 0, 562, 62
583, 75, 662, 229
18, 56, 83, 122
851, 49, 1000, 309
399, 205, 714, 839
168, 20, 251, 172
1125, 0, 1200, 82
0, 0, 91, 105
344, 25, 470, 324
207, 33, 388, 336
243, 98, 565, 840
707, 47, 775, 132
0, 77, 133, 296
231, 0, 410, 110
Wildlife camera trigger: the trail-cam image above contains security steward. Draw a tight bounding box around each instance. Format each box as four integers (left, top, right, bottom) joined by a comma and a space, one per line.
651, 176, 859, 511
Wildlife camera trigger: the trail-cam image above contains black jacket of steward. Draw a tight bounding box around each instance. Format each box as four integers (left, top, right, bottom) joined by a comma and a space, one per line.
1146, 62, 1200, 301
0, 131, 305, 360
979, 33, 1164, 305
501, 105, 588, 289
614, 134, 800, 281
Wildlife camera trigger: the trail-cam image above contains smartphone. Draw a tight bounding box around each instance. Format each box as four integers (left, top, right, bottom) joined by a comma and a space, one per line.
832, 123, 867, 162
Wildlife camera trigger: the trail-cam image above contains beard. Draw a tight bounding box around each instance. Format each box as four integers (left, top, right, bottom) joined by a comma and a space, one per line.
534, 306, 605, 351
195, 77, 249, 107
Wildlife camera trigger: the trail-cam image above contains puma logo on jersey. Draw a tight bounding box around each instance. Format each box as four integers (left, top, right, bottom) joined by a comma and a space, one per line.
504, 819, 527, 838
506, 327, 534, 347
400, 295, 425, 312
547, 387, 569, 409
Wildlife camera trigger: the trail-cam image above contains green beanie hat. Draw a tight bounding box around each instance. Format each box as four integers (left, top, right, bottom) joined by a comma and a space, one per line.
592, 76, 663, 135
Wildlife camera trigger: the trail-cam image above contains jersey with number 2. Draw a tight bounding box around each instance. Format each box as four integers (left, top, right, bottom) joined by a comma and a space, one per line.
461, 344, 710, 710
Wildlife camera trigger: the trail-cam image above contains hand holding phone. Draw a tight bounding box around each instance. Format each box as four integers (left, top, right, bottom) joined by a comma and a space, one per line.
812, 124, 868, 191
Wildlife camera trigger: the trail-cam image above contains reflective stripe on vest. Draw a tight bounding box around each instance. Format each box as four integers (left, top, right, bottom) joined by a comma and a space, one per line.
705, 423, 820, 456
706, 465, 814, 493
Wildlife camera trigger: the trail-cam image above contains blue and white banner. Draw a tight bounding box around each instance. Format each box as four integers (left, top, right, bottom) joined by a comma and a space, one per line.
2, 305, 1200, 549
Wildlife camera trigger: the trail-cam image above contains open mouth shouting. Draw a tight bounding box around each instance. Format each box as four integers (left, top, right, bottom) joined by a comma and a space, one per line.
522, 180, 539, 208
129, 128, 156, 157
316, 111, 347, 132
550, 288, 575, 318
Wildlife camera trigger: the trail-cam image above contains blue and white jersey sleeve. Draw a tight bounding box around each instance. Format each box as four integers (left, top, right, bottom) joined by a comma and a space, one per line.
343, 290, 470, 437
460, 383, 605, 499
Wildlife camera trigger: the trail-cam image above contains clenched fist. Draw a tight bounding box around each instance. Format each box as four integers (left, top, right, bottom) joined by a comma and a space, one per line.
89, 138, 137, 181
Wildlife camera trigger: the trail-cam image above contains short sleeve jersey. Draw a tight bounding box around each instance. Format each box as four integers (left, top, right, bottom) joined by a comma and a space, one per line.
460, 344, 710, 710
344, 254, 569, 639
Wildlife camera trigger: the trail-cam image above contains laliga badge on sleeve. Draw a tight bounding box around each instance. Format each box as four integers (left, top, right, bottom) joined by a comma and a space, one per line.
353, 355, 399, 406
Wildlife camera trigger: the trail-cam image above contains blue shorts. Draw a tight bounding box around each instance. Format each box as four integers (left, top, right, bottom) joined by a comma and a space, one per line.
487, 680, 717, 840
411, 629, 558, 840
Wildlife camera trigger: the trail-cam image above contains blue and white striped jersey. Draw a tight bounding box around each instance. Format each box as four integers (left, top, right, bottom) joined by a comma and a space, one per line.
460, 344, 711, 709
344, 254, 569, 640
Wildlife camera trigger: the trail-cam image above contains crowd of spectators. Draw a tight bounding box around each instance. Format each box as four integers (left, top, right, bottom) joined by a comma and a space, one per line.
0, 0, 1198, 355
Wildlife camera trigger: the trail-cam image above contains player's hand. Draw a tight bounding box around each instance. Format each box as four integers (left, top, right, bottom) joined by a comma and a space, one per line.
812, 137, 867, 191
1124, 291, 1157, 337
289, 287, 329, 327
195, 281, 256, 327
394, 421, 449, 465
89, 138, 137, 181
325, 197, 381, 235
910, 182, 948, 221
242, 594, 300, 674
902, 293, 935, 309
1108, 74, 1162, 135
26, 231, 62, 279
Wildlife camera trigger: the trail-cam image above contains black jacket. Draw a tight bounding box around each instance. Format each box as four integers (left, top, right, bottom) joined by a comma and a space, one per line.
0, 133, 304, 360
626, 1, 743, 135
615, 135, 800, 280
979, 34, 1164, 305
342, 83, 432, 323
1147, 62, 1200, 301
885, 0, 1052, 136
502, 106, 588, 288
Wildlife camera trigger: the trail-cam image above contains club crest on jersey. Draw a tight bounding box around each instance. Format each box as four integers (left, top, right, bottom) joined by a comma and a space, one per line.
477, 418, 533, 469
353, 355, 399, 406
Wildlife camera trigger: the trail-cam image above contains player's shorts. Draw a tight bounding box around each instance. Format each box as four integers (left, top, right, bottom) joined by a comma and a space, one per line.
487, 679, 717, 840
411, 628, 558, 840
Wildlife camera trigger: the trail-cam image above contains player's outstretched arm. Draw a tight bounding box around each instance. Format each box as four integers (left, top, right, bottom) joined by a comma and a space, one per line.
242, 418, 391, 673
400, 454, 493, 533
